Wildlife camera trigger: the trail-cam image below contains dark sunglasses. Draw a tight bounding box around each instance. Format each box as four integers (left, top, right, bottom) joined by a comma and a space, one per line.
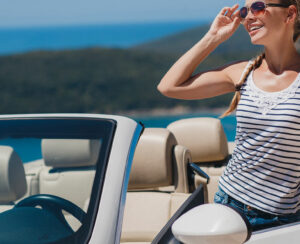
240, 1, 291, 19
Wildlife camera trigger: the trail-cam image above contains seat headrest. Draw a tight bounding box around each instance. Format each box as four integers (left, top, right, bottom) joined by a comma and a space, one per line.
0, 146, 27, 203
167, 118, 228, 163
128, 128, 177, 190
42, 139, 101, 168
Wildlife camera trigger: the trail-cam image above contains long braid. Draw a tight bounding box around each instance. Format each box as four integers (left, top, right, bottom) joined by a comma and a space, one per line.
220, 0, 300, 118
220, 53, 265, 118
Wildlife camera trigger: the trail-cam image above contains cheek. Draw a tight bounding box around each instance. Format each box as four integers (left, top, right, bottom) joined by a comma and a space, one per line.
265, 10, 287, 25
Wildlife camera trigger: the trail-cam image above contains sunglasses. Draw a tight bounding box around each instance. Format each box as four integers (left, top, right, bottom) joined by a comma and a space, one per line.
240, 1, 291, 19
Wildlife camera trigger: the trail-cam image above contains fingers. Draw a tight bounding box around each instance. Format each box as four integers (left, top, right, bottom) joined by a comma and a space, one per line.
220, 4, 240, 19
219, 7, 230, 16
232, 15, 241, 29
232, 9, 241, 22
226, 4, 239, 17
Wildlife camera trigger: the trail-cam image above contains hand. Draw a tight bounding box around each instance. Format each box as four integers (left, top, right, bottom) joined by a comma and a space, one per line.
208, 4, 241, 43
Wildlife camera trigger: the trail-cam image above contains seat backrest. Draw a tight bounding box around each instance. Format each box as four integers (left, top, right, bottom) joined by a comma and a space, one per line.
0, 146, 27, 212
128, 128, 190, 193
23, 159, 44, 198
39, 139, 101, 231
121, 128, 191, 243
39, 139, 100, 209
167, 117, 229, 203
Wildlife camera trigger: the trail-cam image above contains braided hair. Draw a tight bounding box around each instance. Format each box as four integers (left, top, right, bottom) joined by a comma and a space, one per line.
220, 0, 300, 117
220, 53, 265, 118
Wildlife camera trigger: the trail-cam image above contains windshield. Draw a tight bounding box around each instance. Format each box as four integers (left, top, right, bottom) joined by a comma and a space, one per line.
0, 117, 116, 244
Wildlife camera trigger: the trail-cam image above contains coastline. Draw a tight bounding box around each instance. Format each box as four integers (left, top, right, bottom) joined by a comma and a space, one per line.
117, 106, 237, 142
117, 106, 229, 118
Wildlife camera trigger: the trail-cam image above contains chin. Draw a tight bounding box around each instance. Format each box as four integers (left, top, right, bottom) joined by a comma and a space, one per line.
249, 32, 266, 45
250, 37, 263, 45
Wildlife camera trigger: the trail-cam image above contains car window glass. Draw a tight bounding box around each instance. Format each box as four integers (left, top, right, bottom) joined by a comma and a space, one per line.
0, 118, 116, 244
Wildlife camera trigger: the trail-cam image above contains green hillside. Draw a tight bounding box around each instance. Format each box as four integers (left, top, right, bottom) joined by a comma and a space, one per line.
0, 48, 173, 114
0, 46, 241, 114
0, 23, 297, 115
132, 24, 263, 57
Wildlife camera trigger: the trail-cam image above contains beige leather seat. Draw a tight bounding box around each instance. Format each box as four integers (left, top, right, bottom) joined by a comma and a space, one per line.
0, 146, 27, 212
39, 139, 100, 230
121, 128, 191, 244
167, 117, 229, 203
23, 159, 44, 198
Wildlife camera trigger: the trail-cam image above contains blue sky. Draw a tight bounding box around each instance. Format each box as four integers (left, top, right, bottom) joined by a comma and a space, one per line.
1, 0, 239, 27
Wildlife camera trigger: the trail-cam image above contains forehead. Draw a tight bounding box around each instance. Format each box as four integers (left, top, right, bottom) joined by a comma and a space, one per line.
244, 0, 281, 6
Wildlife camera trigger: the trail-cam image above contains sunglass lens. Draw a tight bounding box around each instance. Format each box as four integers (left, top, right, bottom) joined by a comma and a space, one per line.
251, 1, 266, 15
240, 7, 248, 18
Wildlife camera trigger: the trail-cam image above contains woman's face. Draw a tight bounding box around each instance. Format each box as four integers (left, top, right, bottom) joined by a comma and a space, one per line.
242, 0, 290, 45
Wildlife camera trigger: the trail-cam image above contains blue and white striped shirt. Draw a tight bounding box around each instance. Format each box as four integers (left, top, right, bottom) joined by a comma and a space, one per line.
220, 66, 300, 215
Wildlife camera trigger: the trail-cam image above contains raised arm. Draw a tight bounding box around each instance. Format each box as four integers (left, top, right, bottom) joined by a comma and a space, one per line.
157, 4, 245, 100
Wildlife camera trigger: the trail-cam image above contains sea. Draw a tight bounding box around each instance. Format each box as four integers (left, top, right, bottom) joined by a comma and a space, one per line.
0, 21, 237, 162
0, 21, 207, 55
1, 114, 236, 163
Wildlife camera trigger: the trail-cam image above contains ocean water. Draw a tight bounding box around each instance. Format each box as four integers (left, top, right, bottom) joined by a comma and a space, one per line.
0, 21, 206, 55
0, 114, 236, 163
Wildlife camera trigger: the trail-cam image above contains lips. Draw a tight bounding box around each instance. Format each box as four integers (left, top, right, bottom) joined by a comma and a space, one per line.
250, 26, 263, 31
248, 25, 264, 35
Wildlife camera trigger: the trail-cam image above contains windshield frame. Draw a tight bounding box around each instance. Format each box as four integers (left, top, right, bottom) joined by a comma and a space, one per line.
0, 115, 117, 244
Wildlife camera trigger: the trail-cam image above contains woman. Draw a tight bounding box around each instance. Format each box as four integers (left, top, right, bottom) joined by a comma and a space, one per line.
158, 0, 300, 231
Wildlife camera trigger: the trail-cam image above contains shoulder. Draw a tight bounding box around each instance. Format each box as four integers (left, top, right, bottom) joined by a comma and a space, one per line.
223, 60, 250, 84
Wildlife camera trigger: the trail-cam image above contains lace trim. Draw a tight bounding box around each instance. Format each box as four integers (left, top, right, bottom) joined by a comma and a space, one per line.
247, 71, 300, 115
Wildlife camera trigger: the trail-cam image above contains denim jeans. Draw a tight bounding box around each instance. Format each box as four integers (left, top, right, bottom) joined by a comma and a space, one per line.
214, 187, 300, 231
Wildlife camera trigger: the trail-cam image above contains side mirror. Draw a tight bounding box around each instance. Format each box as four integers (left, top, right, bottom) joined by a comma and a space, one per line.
172, 204, 251, 244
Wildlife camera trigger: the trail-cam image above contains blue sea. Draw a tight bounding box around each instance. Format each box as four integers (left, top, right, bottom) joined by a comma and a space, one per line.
0, 21, 207, 55
0, 114, 236, 163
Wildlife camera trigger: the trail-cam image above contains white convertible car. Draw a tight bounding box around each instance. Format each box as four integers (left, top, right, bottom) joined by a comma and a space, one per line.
0, 113, 299, 244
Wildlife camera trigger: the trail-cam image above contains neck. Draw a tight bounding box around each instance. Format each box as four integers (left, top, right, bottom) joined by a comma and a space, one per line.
263, 40, 300, 74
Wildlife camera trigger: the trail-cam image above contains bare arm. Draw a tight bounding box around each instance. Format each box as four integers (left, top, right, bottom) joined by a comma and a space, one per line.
157, 4, 244, 100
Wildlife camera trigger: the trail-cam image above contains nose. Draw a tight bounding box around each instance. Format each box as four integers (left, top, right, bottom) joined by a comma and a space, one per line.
245, 9, 256, 21
241, 8, 256, 25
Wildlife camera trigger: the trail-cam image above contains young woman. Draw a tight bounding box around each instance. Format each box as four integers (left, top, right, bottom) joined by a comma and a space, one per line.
158, 0, 300, 231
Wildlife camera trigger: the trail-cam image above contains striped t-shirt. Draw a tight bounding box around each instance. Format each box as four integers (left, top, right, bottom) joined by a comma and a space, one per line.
219, 63, 300, 215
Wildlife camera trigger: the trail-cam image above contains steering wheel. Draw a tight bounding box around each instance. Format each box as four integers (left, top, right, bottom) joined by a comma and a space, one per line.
15, 194, 86, 228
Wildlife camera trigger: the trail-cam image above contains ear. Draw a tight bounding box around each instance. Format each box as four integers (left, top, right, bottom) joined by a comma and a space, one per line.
286, 5, 297, 24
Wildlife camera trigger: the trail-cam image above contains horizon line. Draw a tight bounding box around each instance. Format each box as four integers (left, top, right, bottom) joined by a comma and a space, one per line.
0, 18, 212, 30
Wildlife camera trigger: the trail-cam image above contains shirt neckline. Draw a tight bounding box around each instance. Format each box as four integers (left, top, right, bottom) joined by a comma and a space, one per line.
249, 70, 300, 95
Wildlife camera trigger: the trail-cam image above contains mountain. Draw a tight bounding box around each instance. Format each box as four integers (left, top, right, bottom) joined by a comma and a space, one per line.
0, 23, 299, 115
132, 24, 263, 58
0, 47, 235, 115
0, 48, 174, 114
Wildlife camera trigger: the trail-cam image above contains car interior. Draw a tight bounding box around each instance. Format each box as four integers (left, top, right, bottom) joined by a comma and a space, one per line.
0, 116, 116, 244
121, 117, 233, 243
0, 116, 233, 244
0, 139, 100, 242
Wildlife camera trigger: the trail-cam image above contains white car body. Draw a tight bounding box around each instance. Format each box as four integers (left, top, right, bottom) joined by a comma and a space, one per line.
0, 113, 299, 244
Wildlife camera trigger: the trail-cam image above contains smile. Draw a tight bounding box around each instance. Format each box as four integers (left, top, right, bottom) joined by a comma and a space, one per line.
250, 26, 263, 31
248, 25, 264, 35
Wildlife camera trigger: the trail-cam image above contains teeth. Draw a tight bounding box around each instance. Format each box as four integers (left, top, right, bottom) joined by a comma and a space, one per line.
250, 26, 263, 31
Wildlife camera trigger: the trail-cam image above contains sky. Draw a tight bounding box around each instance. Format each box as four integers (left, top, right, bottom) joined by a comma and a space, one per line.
0, 0, 239, 28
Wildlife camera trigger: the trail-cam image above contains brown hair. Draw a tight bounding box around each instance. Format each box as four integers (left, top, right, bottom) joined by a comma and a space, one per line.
220, 53, 265, 118
220, 0, 300, 117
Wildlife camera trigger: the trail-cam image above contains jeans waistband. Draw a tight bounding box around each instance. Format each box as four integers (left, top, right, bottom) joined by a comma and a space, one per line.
223, 188, 299, 218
